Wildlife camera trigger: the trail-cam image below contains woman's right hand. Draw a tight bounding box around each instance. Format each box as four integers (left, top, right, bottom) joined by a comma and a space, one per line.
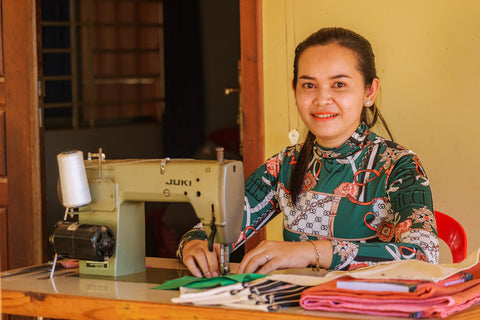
182, 239, 221, 278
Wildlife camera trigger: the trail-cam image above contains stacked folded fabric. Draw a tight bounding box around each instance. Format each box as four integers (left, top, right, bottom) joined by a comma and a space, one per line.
172, 279, 310, 311
156, 273, 311, 311
158, 249, 480, 316
300, 263, 480, 318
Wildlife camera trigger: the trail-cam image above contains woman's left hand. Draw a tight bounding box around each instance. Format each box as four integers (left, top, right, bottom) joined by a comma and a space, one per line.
237, 240, 316, 274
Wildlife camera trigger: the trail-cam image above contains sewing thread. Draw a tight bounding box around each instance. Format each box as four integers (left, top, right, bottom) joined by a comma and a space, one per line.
57, 150, 91, 208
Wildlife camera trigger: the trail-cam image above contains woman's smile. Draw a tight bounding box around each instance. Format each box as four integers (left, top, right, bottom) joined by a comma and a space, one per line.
312, 112, 338, 120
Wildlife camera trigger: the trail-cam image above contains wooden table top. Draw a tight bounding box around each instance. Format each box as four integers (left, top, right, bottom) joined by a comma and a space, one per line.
2, 258, 479, 320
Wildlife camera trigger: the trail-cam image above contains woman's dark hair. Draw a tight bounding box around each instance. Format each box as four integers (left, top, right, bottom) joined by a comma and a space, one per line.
290, 27, 393, 204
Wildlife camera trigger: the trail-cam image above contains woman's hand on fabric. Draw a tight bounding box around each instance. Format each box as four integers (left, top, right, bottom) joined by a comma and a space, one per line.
237, 240, 330, 274
182, 240, 221, 278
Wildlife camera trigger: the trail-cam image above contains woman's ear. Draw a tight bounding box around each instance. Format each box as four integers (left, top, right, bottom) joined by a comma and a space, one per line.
292, 80, 296, 96
364, 78, 380, 107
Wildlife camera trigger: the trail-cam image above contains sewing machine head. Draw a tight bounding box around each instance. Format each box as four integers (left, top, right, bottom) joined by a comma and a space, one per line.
50, 148, 244, 277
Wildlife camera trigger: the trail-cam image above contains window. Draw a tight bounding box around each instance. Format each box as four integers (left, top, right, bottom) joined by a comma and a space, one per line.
42, 0, 165, 129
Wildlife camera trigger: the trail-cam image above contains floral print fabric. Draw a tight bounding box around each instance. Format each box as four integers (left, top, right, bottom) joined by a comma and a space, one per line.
179, 123, 439, 270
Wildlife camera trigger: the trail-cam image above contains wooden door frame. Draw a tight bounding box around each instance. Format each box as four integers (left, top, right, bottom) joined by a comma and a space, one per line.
0, 0, 6, 271
2, 0, 46, 270
239, 0, 266, 250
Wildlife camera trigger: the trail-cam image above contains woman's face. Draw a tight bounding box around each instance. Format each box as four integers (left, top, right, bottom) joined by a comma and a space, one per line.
294, 43, 378, 148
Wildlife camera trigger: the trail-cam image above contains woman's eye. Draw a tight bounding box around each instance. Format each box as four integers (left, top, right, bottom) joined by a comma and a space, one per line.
302, 82, 315, 89
334, 82, 345, 88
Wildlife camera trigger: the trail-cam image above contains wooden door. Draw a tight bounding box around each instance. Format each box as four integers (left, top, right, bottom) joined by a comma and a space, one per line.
0, 0, 45, 271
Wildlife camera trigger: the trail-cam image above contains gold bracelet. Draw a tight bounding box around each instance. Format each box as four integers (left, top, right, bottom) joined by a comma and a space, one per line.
309, 239, 321, 272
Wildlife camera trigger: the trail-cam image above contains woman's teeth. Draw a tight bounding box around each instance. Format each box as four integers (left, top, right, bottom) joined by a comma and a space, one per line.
314, 113, 336, 118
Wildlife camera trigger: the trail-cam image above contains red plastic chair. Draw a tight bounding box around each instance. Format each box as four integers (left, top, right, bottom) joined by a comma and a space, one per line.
435, 211, 467, 263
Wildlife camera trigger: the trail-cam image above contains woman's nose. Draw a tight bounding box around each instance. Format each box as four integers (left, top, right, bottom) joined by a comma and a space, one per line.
314, 87, 332, 105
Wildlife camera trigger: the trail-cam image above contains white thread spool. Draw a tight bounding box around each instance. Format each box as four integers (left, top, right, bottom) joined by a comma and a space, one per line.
57, 150, 91, 208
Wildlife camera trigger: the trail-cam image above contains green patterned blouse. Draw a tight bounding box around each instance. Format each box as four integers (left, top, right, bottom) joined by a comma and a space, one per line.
179, 123, 439, 271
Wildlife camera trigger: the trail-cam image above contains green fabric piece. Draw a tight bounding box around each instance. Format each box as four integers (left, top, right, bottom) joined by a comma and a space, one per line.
154, 273, 267, 290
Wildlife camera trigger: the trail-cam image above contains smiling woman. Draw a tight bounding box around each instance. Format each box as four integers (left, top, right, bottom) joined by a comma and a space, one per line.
293, 44, 379, 148
260, 1, 480, 260
178, 27, 439, 278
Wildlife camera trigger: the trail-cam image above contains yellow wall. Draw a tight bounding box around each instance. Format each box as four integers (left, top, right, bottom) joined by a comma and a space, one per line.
261, 0, 480, 258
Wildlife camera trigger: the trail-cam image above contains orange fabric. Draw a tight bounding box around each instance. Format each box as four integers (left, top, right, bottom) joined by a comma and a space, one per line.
300, 263, 480, 318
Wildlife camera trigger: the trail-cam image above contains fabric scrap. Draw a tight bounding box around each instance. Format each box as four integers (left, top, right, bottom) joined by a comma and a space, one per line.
154, 273, 267, 290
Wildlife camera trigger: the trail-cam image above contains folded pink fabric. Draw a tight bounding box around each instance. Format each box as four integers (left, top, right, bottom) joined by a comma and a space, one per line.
300, 263, 480, 318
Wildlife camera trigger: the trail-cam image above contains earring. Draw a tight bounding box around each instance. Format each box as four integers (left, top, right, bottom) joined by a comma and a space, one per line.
365, 101, 371, 106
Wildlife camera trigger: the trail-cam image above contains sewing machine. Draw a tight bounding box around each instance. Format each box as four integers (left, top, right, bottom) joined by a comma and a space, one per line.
50, 149, 244, 277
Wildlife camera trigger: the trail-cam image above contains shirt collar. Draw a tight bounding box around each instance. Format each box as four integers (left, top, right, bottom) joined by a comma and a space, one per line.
313, 122, 372, 159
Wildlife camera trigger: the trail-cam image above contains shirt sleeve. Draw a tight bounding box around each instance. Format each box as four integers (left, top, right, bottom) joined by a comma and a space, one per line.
330, 153, 439, 271
177, 153, 284, 259
232, 157, 283, 250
